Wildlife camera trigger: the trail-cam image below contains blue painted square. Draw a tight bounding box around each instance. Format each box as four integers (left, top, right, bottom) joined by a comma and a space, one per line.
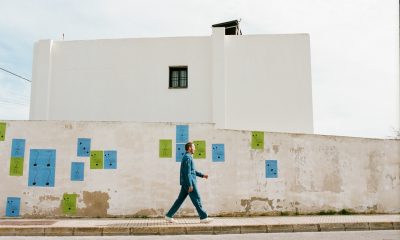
176, 125, 189, 143
6, 197, 20, 217
212, 144, 225, 162
77, 138, 91, 157
11, 139, 26, 158
265, 160, 278, 178
176, 144, 186, 162
71, 162, 84, 181
104, 150, 117, 169
28, 149, 56, 187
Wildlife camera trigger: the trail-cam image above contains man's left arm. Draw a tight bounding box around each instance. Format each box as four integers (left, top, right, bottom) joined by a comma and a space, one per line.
195, 170, 204, 178
195, 171, 208, 179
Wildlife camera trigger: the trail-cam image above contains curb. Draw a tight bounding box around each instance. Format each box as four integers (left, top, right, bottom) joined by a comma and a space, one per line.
0, 222, 398, 236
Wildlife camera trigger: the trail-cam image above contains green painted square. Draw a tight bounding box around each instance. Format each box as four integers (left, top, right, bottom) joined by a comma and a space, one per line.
193, 140, 206, 159
159, 139, 172, 158
251, 131, 264, 149
90, 150, 104, 169
9, 157, 24, 176
0, 122, 6, 141
62, 193, 77, 214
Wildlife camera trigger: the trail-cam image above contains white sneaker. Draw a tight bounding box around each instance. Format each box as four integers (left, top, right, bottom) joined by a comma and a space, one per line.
165, 216, 177, 223
200, 217, 214, 223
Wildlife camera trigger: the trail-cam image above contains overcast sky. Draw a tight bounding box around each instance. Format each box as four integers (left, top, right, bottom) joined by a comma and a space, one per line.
0, 0, 398, 139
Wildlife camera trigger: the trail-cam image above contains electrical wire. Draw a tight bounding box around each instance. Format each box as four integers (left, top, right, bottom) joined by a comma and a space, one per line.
0, 67, 31, 82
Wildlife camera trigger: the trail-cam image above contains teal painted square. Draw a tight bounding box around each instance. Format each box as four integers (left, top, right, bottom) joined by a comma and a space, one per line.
77, 138, 91, 157
176, 144, 186, 162
212, 144, 225, 162
104, 150, 117, 169
28, 149, 56, 187
11, 139, 26, 158
71, 162, 84, 181
265, 160, 278, 178
6, 197, 20, 217
176, 125, 189, 143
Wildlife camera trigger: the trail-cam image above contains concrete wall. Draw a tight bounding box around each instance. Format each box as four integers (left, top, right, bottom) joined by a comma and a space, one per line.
0, 120, 398, 218
30, 29, 314, 134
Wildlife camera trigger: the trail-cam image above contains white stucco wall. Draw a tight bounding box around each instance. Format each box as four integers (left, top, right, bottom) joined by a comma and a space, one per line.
35, 37, 212, 123
30, 29, 314, 134
30, 40, 53, 120
0, 121, 398, 218
224, 34, 313, 134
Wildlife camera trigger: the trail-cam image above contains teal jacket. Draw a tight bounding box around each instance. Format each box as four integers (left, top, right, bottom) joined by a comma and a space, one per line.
180, 152, 204, 187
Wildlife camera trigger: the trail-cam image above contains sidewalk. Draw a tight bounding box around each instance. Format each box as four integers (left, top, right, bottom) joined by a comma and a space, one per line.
0, 214, 399, 236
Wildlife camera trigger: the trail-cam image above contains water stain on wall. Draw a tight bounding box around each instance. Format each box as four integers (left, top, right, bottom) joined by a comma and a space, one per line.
367, 151, 384, 193
241, 197, 274, 213
23, 205, 62, 218
385, 174, 397, 189
290, 146, 304, 155
178, 208, 195, 215
39, 195, 60, 201
289, 146, 307, 192
323, 173, 342, 193
318, 145, 343, 193
367, 204, 378, 212
272, 145, 279, 154
77, 191, 110, 217
134, 208, 163, 217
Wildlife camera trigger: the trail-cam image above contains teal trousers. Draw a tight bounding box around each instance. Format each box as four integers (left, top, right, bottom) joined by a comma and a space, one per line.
166, 184, 208, 219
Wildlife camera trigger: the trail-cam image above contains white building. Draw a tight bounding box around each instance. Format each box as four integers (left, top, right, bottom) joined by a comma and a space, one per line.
30, 20, 314, 134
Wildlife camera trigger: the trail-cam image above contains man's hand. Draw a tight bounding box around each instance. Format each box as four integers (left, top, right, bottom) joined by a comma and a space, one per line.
203, 174, 208, 179
188, 186, 193, 193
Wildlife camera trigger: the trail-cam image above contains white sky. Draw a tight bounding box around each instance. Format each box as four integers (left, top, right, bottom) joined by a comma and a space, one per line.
0, 0, 398, 139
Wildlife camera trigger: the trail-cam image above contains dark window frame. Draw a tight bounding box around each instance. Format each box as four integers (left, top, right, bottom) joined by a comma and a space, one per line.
169, 66, 188, 89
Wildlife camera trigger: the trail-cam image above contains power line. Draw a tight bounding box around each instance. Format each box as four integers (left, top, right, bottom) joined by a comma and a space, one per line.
0, 67, 31, 83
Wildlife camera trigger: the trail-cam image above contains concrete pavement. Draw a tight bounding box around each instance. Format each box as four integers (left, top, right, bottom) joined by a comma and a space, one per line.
0, 214, 399, 236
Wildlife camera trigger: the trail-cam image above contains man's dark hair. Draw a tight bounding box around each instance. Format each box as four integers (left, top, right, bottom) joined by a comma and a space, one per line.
185, 142, 193, 151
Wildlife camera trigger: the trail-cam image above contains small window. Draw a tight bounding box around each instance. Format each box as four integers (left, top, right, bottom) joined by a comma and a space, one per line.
169, 66, 188, 88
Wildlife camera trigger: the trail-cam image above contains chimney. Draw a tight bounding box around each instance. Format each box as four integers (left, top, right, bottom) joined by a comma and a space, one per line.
212, 20, 242, 35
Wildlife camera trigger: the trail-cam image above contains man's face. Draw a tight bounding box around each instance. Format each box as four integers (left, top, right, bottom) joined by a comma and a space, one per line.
189, 143, 196, 154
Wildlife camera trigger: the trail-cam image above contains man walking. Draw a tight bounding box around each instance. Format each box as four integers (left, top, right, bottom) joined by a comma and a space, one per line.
165, 142, 213, 223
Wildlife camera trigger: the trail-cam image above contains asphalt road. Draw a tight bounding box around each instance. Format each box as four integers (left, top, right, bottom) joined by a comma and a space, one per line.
0, 230, 399, 240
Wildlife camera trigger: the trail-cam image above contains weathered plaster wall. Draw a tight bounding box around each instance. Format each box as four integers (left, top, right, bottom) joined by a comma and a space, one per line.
0, 121, 399, 218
